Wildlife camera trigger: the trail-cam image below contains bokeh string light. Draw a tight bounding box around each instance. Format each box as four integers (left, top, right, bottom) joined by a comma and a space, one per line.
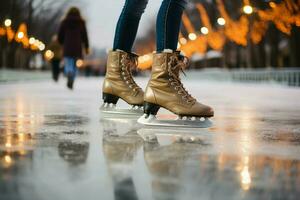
0, 19, 46, 52
1, 1, 299, 69
138, 0, 300, 69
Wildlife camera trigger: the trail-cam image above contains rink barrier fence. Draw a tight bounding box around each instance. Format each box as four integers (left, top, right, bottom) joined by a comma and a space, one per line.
231, 68, 300, 87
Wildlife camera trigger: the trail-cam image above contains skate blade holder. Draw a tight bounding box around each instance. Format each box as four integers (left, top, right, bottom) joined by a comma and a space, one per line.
100, 103, 143, 117
137, 114, 212, 128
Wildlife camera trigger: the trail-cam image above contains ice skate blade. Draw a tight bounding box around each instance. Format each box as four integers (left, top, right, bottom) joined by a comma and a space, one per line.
137, 114, 212, 128
100, 103, 143, 116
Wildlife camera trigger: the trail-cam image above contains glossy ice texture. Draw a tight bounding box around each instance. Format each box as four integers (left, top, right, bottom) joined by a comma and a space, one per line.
0, 77, 300, 200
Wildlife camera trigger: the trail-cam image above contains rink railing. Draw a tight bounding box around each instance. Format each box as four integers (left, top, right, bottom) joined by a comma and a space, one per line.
184, 68, 300, 87
231, 68, 300, 87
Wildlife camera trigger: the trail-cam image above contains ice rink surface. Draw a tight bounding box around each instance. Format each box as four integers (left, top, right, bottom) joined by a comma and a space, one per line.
0, 76, 300, 200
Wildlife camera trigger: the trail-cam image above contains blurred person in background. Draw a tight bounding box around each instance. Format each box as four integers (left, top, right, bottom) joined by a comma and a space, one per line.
58, 7, 89, 90
102, 0, 214, 120
48, 35, 63, 82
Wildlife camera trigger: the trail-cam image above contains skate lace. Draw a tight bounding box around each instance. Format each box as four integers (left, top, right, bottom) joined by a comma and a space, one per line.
120, 54, 142, 92
168, 55, 196, 104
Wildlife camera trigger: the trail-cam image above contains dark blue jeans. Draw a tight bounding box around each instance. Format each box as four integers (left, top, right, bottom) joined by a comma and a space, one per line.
64, 57, 77, 80
113, 0, 187, 52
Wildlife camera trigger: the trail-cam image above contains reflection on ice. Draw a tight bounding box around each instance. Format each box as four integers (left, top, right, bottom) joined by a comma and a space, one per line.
102, 117, 142, 200
240, 165, 251, 190
137, 127, 212, 146
58, 141, 89, 165
0, 97, 43, 171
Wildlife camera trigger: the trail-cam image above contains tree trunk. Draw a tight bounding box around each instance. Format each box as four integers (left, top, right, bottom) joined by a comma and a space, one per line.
252, 39, 266, 68
235, 45, 241, 68
290, 26, 300, 67
269, 24, 279, 68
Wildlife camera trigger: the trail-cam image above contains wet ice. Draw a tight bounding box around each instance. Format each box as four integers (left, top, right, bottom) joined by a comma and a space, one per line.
0, 77, 300, 200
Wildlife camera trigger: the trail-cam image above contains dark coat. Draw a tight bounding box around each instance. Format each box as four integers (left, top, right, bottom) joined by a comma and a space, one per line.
58, 15, 89, 58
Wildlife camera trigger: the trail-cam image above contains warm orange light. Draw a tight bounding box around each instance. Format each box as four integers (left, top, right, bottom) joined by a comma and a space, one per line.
39, 43, 45, 51
17, 32, 24, 39
4, 19, 12, 27
217, 0, 248, 46
182, 12, 196, 33
269, 2, 276, 8
258, 0, 299, 35
179, 37, 187, 45
196, 3, 225, 51
18, 133, 25, 142
6, 27, 15, 42
76, 59, 84, 68
44, 50, 54, 60
4, 155, 12, 163
188, 33, 197, 40
5, 142, 12, 148
0, 27, 5, 36
138, 54, 151, 63
33, 40, 40, 48
217, 17, 226, 26
19, 150, 27, 155
29, 37, 35, 45
200, 27, 209, 35
138, 54, 153, 70
240, 166, 251, 190
243, 5, 253, 15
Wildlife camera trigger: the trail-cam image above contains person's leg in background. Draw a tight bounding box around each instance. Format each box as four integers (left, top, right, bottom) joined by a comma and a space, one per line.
102, 0, 148, 108
51, 59, 60, 82
142, 0, 214, 122
64, 57, 77, 90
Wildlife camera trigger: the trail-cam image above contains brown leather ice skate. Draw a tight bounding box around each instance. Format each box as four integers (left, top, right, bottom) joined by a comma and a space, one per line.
143, 51, 214, 118
102, 50, 144, 106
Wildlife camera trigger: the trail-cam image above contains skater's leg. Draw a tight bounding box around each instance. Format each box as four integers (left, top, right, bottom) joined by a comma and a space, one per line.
113, 0, 149, 52
156, 0, 187, 52
102, 0, 147, 110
